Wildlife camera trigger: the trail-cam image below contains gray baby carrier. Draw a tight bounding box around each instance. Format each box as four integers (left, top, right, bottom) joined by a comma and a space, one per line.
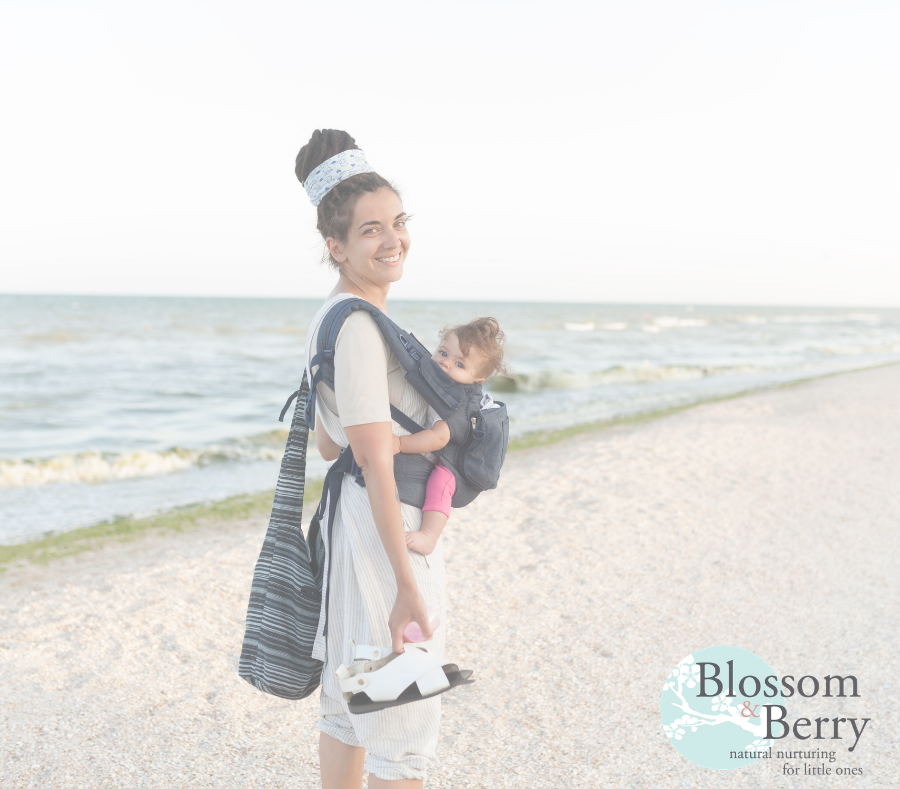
239, 298, 508, 700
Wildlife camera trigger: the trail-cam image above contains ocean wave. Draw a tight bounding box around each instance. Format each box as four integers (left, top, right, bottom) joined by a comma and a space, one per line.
564, 321, 595, 331
652, 317, 710, 328
740, 313, 881, 326
493, 364, 761, 393
846, 313, 881, 322
639, 317, 709, 333
773, 315, 846, 324
814, 343, 900, 356
0, 431, 291, 488
21, 332, 89, 344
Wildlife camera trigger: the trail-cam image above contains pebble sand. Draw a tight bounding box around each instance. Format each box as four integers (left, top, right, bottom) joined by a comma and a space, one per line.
2, 365, 898, 788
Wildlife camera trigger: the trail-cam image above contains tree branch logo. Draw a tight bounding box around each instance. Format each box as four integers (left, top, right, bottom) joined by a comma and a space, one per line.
659, 645, 870, 772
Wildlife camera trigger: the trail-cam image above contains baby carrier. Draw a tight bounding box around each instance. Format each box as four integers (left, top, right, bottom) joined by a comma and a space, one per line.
239, 297, 508, 700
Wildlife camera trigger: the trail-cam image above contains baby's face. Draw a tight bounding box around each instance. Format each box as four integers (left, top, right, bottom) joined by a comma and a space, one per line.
432, 331, 488, 384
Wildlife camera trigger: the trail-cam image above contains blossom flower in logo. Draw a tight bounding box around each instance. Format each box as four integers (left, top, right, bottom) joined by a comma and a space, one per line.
663, 655, 699, 691
681, 662, 700, 688
710, 692, 734, 713
747, 738, 772, 753
662, 722, 685, 741
664, 714, 703, 740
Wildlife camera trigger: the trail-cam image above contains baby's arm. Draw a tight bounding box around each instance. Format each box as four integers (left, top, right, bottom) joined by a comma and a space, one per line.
397, 420, 451, 454
314, 412, 342, 461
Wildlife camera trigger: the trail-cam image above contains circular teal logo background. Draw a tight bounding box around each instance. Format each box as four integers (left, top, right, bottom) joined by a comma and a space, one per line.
660, 645, 781, 770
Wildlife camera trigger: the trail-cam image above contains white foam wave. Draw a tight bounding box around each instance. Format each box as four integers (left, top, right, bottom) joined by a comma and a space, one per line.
774, 314, 885, 325
847, 313, 881, 322
773, 315, 844, 324
564, 322, 595, 332
814, 343, 900, 356
506, 364, 761, 393
0, 436, 288, 488
653, 317, 710, 328
600, 322, 628, 331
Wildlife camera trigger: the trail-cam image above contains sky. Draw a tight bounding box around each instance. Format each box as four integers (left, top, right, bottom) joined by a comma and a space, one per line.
1, 0, 898, 305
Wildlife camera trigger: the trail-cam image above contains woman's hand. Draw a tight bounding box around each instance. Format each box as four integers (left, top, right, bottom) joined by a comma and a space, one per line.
388, 585, 433, 654
392, 433, 402, 455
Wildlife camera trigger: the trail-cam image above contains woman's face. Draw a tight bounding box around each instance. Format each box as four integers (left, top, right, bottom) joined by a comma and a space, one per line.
327, 187, 410, 290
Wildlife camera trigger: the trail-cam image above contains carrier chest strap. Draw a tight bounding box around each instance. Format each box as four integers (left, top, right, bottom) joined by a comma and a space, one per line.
390, 405, 424, 435
318, 446, 365, 637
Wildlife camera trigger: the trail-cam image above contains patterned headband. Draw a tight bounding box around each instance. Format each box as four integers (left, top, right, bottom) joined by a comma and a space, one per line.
303, 149, 374, 206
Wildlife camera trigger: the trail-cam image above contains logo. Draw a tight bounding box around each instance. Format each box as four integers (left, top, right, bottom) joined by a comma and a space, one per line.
660, 645, 777, 770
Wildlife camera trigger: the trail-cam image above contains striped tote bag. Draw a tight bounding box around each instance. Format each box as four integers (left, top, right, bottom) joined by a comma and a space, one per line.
238, 371, 326, 699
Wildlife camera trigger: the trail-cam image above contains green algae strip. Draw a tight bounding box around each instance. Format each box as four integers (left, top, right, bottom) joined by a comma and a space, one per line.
0, 479, 325, 573
3, 360, 896, 573
509, 360, 900, 452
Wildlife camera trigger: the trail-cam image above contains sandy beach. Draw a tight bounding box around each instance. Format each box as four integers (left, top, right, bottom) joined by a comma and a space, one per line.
1, 364, 897, 788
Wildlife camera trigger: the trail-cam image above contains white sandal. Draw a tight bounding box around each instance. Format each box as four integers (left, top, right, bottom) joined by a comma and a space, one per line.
336, 642, 474, 715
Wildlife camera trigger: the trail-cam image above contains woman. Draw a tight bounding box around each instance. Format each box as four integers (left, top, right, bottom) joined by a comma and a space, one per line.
296, 129, 444, 788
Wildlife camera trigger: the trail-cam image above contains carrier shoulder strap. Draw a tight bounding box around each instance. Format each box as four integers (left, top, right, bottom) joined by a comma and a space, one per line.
303, 297, 466, 431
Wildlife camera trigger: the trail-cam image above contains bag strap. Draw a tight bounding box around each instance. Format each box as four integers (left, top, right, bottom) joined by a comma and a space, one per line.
271, 370, 311, 531
279, 388, 301, 423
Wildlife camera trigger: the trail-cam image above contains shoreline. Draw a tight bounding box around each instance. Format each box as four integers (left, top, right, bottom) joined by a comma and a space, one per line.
2, 362, 897, 786
3, 359, 896, 575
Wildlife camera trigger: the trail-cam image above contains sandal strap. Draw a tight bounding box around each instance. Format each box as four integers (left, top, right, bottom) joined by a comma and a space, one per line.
416, 666, 451, 697
349, 641, 387, 662
336, 648, 451, 702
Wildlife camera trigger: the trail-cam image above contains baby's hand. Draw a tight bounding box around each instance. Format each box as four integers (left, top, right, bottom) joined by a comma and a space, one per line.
405, 529, 438, 556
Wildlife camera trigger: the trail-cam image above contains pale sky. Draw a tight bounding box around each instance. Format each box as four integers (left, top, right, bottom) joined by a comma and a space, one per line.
1, 0, 898, 305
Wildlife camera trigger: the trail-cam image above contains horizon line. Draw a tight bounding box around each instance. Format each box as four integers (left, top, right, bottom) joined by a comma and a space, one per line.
1, 292, 899, 311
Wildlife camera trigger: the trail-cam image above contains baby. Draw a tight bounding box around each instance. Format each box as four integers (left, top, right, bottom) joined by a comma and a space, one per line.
394, 317, 508, 556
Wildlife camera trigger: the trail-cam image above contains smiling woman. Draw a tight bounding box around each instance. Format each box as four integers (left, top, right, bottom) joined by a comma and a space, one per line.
276, 129, 448, 788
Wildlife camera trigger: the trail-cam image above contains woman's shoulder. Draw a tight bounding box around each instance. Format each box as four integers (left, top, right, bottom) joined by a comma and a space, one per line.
310, 292, 356, 327
337, 309, 390, 355
307, 294, 393, 365
306, 293, 361, 354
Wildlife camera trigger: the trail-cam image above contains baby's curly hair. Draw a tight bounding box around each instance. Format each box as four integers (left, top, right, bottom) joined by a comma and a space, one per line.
440, 317, 509, 379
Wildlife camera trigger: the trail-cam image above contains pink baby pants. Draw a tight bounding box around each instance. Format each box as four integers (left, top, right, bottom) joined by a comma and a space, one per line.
422, 463, 456, 518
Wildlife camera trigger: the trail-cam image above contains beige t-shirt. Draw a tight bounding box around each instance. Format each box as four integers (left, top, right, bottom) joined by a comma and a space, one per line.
307, 294, 406, 427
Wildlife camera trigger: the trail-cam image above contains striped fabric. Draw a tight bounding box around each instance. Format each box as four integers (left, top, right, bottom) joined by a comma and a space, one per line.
238, 370, 326, 700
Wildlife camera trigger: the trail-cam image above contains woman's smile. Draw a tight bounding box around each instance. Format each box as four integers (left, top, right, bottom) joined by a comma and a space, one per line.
325, 187, 411, 298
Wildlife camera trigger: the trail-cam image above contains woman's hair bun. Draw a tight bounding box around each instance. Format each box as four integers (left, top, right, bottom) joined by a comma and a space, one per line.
295, 129, 359, 184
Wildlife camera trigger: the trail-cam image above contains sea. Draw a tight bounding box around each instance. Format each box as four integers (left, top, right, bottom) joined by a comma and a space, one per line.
2, 294, 899, 545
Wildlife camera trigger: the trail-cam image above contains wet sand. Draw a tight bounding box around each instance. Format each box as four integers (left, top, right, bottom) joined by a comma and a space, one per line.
1, 365, 898, 788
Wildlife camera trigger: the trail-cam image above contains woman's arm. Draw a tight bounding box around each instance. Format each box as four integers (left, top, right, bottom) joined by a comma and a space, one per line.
345, 421, 433, 653
314, 412, 341, 461
397, 420, 451, 454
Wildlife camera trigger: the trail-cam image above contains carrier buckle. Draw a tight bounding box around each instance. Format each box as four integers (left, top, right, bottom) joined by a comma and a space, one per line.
398, 334, 422, 361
